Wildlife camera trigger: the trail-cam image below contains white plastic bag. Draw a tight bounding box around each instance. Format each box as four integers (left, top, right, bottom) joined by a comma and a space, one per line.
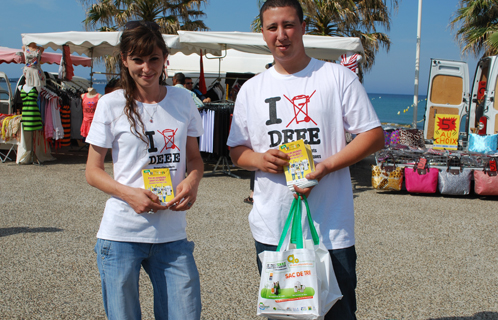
256, 196, 342, 319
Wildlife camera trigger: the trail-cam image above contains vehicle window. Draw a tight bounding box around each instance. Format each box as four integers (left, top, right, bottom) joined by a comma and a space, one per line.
430, 75, 463, 105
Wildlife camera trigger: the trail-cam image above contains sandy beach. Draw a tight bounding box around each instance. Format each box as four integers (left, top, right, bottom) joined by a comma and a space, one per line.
1, 149, 497, 320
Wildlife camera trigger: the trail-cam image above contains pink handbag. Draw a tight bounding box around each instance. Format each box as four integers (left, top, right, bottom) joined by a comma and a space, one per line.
474, 158, 498, 195
404, 158, 439, 193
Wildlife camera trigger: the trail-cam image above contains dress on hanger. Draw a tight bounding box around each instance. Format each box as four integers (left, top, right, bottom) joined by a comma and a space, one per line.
20, 87, 43, 131
80, 93, 99, 137
23, 48, 46, 87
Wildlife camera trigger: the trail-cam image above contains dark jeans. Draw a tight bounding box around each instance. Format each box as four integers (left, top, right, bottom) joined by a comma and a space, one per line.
255, 241, 357, 320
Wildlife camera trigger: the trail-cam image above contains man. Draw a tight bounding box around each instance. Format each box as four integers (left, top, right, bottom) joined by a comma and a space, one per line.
185, 77, 211, 103
226, 0, 385, 319
172, 72, 204, 107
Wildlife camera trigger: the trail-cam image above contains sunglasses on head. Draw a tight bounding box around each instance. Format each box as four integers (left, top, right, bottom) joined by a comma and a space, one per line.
124, 20, 160, 31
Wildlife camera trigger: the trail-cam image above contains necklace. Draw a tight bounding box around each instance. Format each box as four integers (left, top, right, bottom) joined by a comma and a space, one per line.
142, 103, 158, 123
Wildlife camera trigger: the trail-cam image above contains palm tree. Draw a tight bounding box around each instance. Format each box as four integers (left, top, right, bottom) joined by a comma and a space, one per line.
450, 0, 498, 58
79, 0, 209, 33
251, 0, 399, 81
78, 0, 209, 76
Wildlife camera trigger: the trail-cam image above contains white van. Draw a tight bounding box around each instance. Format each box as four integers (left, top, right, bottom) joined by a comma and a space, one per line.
423, 56, 498, 145
0, 72, 13, 114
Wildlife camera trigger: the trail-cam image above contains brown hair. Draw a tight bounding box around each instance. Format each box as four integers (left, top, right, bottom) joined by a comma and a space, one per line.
118, 23, 169, 143
260, 0, 304, 25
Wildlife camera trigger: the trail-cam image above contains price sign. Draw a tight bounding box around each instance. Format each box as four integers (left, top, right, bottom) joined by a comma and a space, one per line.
490, 160, 497, 172
417, 157, 427, 170
433, 114, 460, 150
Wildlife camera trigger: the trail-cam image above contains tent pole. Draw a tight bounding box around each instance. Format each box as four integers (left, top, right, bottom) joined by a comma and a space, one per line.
89, 47, 94, 87
412, 0, 422, 129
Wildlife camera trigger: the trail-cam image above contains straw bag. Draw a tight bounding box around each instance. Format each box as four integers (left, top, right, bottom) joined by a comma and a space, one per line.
371, 155, 403, 191
474, 158, 498, 196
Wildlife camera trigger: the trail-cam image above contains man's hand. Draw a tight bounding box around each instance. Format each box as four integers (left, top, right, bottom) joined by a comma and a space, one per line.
292, 162, 329, 198
256, 149, 290, 173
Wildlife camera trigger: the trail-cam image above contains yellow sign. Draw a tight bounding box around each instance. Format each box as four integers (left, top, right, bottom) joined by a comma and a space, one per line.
433, 114, 460, 150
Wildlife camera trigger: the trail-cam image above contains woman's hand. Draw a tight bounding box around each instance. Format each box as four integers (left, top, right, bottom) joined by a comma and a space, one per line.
166, 176, 199, 211
121, 186, 167, 214
86, 145, 168, 214
167, 136, 204, 211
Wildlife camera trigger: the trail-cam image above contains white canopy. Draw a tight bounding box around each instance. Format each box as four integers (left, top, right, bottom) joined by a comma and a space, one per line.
167, 49, 274, 76
177, 31, 364, 61
21, 31, 187, 58
22, 30, 364, 62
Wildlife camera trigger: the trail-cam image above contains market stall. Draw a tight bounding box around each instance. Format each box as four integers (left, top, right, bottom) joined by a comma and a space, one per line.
0, 46, 94, 164
372, 127, 498, 196
19, 30, 365, 170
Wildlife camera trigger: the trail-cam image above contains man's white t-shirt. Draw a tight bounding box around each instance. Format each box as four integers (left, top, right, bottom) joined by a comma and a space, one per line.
86, 87, 203, 243
227, 58, 381, 250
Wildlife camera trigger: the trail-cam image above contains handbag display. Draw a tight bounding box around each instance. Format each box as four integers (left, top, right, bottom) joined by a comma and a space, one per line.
474, 158, 498, 195
437, 157, 472, 195
389, 129, 400, 146
468, 133, 498, 153
399, 128, 426, 149
371, 155, 403, 191
257, 196, 342, 319
404, 157, 438, 193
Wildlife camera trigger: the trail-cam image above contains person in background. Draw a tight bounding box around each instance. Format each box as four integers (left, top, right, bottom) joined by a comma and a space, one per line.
85, 20, 204, 320
172, 72, 204, 108
244, 172, 255, 205
185, 77, 211, 104
226, 0, 385, 319
104, 76, 121, 94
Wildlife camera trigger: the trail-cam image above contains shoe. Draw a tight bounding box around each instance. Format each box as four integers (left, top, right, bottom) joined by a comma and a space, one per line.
243, 196, 253, 205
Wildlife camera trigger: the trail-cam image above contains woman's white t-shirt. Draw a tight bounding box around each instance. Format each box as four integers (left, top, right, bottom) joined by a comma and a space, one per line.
86, 87, 203, 243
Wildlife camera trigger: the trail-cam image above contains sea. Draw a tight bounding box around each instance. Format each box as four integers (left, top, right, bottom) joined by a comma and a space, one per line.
367, 93, 426, 130
5, 78, 426, 129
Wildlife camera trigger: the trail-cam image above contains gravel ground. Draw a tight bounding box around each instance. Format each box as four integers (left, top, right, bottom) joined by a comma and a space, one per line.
0, 149, 497, 320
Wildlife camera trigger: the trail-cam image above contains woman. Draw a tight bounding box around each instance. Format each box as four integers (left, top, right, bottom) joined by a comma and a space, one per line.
85, 21, 203, 320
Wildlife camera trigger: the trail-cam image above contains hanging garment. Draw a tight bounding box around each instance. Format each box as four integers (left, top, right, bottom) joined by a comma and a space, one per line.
80, 93, 99, 137
60, 104, 71, 146
51, 97, 64, 141
340, 52, 362, 74
23, 48, 46, 87
70, 96, 83, 139
20, 87, 43, 131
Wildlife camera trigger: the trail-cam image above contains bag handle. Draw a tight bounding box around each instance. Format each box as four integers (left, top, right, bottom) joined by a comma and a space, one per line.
277, 197, 298, 251
446, 155, 462, 173
381, 153, 397, 171
277, 195, 320, 251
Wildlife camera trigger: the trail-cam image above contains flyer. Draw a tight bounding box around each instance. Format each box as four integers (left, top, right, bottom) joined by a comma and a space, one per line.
279, 140, 318, 191
142, 168, 175, 204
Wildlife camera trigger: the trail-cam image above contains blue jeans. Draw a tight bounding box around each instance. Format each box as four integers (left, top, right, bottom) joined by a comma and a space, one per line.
255, 241, 357, 320
95, 238, 201, 320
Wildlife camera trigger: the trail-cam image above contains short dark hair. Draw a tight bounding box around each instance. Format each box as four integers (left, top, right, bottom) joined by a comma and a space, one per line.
259, 0, 304, 25
173, 72, 186, 85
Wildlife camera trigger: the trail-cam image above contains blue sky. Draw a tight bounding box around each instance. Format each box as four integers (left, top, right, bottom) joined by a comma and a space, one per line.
1, 0, 480, 95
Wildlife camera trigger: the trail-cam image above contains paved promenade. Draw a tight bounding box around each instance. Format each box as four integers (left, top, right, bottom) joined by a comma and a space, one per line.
0, 151, 497, 319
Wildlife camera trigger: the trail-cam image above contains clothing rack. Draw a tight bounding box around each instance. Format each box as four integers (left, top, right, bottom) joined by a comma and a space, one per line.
198, 101, 240, 178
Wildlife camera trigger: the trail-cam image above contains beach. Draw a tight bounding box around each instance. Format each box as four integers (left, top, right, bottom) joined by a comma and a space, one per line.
0, 150, 497, 319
